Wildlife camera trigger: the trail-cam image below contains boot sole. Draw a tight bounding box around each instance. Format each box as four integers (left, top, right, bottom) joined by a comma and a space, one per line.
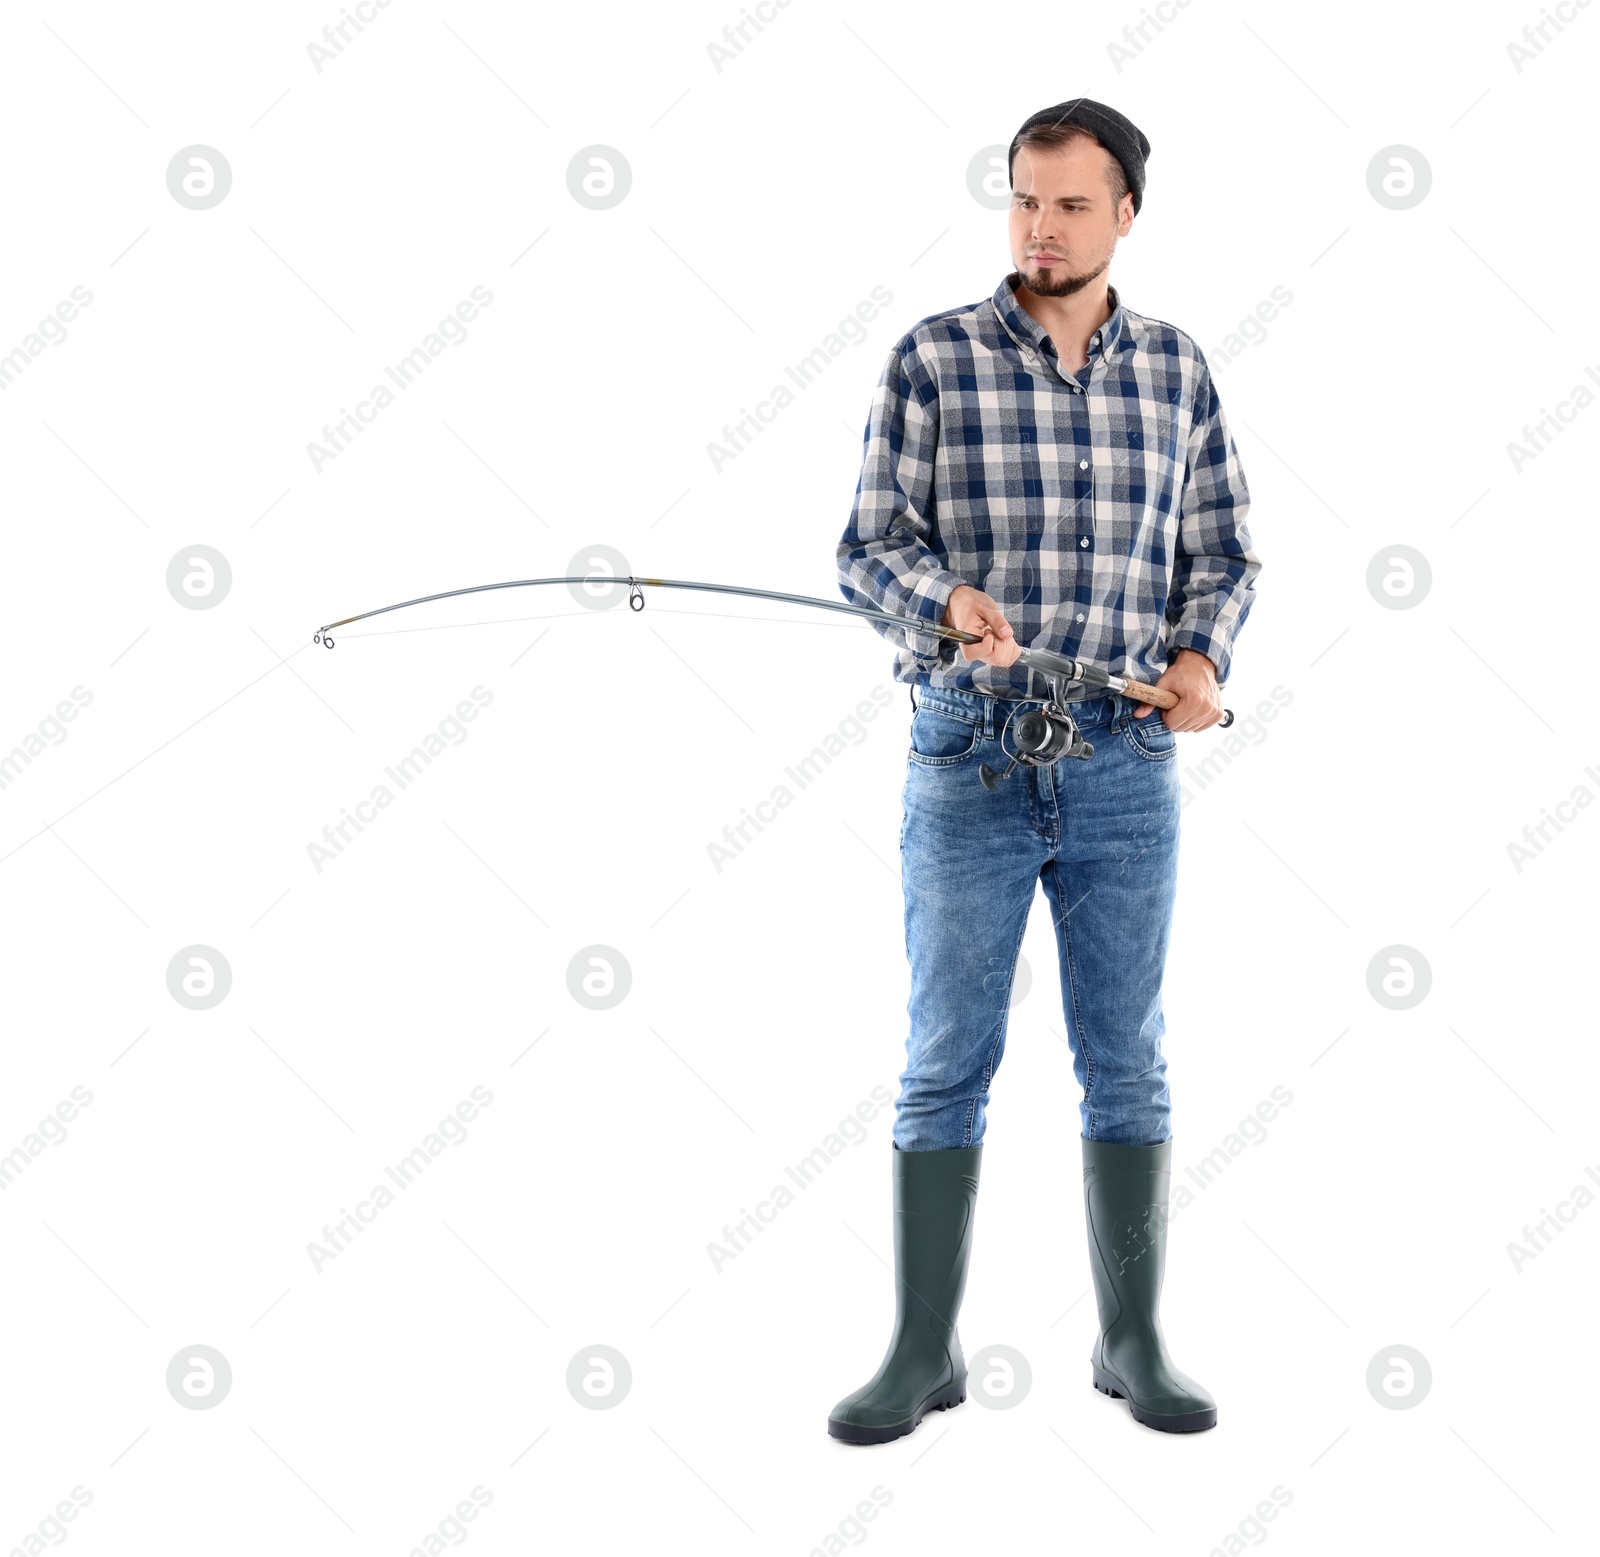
1092, 1366, 1216, 1433
828, 1382, 967, 1445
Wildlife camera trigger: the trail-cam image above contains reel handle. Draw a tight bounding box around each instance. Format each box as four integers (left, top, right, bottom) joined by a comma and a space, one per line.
979, 758, 1018, 792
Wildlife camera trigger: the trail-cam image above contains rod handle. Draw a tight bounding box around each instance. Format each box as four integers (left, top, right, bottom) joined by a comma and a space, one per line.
1119, 676, 1177, 709
1121, 677, 1234, 728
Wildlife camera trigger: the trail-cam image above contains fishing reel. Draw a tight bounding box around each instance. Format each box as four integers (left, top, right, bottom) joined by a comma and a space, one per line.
978, 675, 1095, 791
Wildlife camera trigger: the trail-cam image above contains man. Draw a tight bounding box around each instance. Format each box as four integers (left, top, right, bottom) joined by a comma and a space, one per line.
829, 98, 1260, 1443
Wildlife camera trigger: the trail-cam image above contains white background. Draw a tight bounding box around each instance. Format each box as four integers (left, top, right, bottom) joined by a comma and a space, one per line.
2, 1, 1595, 1552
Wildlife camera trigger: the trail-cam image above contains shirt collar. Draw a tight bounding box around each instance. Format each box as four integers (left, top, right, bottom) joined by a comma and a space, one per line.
991, 272, 1125, 369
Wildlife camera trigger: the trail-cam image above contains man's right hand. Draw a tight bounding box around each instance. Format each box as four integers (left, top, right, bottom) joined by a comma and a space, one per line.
942, 585, 1021, 668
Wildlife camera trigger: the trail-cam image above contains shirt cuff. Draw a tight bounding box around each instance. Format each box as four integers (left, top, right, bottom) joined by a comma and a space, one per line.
909, 567, 967, 621
1167, 621, 1234, 684
907, 568, 969, 660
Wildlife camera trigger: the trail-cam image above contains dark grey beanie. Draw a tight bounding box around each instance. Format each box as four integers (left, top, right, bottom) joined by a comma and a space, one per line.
1008, 98, 1151, 213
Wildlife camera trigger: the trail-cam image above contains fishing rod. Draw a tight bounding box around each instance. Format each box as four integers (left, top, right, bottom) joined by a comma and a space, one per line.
312, 573, 1233, 788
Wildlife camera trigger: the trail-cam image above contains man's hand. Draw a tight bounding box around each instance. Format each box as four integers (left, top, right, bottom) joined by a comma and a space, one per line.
1132, 648, 1224, 731
942, 585, 1022, 667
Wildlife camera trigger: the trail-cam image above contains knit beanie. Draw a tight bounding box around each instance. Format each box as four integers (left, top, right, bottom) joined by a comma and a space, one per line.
1008, 98, 1151, 213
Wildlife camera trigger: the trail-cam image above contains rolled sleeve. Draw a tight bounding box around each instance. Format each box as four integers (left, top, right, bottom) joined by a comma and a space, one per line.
1166, 361, 1261, 684
838, 343, 969, 662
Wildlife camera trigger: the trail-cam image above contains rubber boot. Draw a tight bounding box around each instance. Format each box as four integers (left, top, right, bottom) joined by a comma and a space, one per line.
1082, 1136, 1216, 1432
828, 1143, 982, 1444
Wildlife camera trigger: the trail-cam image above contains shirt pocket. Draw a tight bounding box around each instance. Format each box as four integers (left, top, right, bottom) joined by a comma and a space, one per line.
1132, 393, 1182, 491
1104, 389, 1184, 550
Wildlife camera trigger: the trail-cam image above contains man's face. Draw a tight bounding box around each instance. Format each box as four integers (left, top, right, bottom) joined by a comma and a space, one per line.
1008, 137, 1134, 298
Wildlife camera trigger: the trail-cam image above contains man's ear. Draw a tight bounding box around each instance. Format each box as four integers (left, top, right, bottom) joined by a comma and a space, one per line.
1117, 193, 1136, 236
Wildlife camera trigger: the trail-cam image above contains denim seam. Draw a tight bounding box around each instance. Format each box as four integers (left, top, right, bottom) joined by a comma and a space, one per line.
967, 902, 1032, 1149
1050, 856, 1099, 1140
911, 700, 983, 728
914, 703, 982, 723
1121, 717, 1179, 763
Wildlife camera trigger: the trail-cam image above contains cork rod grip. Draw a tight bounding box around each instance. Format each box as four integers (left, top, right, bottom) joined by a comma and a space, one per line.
1119, 678, 1178, 709
1117, 677, 1236, 728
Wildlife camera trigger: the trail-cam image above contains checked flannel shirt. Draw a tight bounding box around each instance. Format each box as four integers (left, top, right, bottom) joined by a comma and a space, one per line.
836, 273, 1261, 700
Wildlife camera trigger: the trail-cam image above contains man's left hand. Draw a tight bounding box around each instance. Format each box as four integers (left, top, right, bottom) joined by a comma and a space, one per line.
1131, 649, 1225, 732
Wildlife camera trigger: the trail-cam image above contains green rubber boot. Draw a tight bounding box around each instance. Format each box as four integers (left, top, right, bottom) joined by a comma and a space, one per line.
1082, 1136, 1217, 1433
828, 1143, 982, 1444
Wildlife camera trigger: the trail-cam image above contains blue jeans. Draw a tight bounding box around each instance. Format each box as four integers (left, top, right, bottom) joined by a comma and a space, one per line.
895, 684, 1181, 1151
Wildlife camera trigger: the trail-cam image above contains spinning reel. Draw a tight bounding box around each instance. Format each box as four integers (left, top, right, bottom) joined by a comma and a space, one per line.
978, 672, 1096, 792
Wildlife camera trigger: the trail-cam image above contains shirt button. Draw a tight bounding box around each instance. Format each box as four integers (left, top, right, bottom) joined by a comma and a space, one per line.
1080, 537, 1089, 547
1075, 613, 1085, 623
1078, 459, 1088, 469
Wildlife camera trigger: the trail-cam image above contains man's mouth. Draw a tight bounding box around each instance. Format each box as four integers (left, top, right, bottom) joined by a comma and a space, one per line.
1028, 252, 1066, 266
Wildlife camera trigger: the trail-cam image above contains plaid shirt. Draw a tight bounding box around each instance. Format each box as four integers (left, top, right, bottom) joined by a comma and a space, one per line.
837, 273, 1260, 699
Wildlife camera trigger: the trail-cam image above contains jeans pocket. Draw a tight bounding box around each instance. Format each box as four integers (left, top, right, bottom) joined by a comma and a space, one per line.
1122, 709, 1178, 762
908, 706, 981, 765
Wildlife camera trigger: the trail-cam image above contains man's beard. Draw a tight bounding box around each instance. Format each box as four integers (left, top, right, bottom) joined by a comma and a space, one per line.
1021, 248, 1111, 297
